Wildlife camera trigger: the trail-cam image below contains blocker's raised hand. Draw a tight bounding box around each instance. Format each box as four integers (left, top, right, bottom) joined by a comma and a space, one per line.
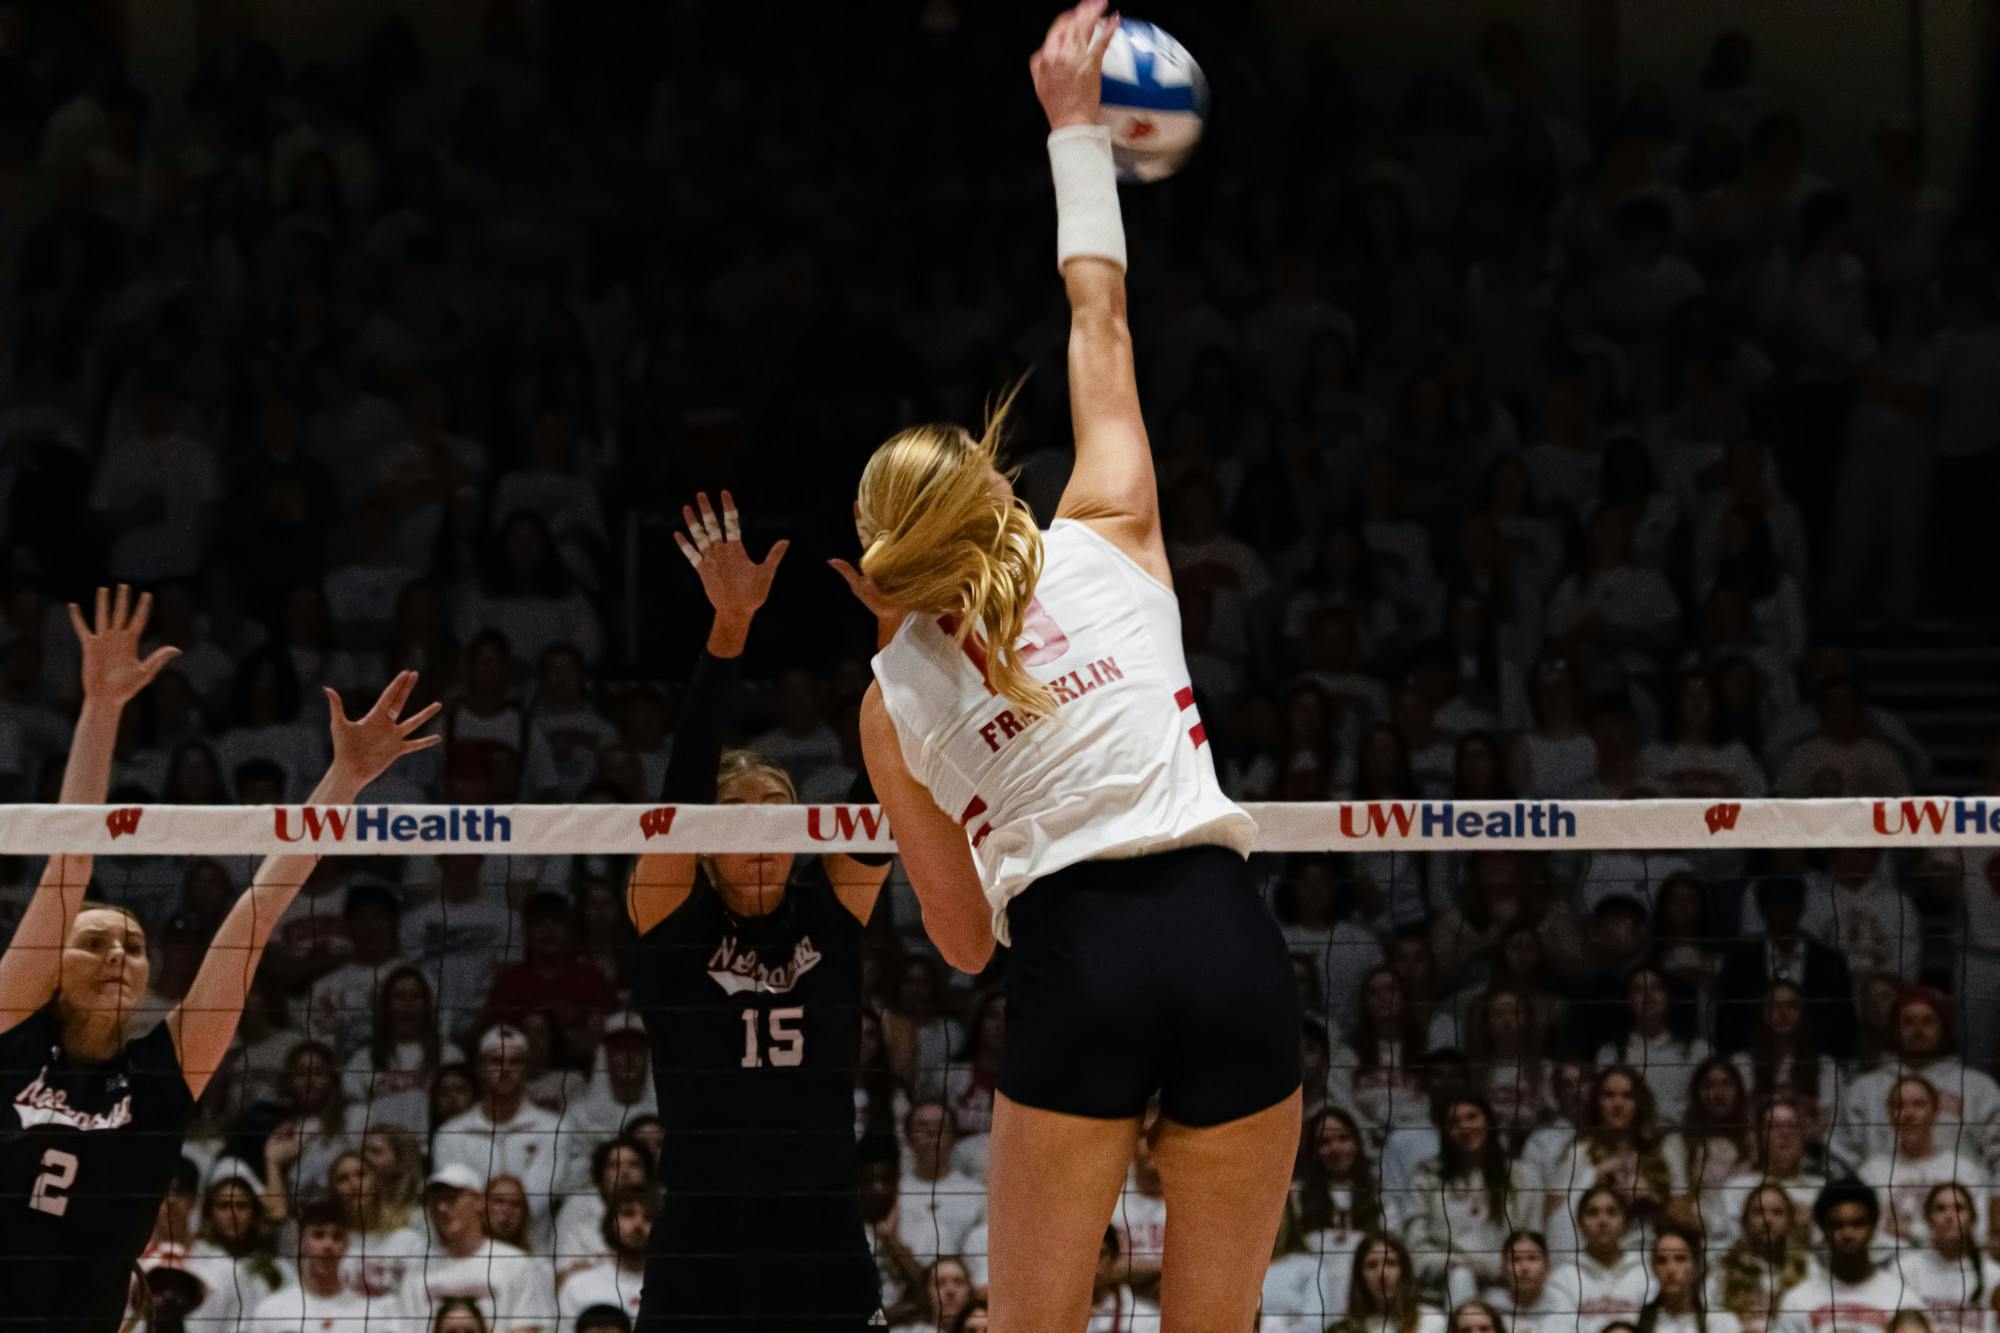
1030, 0, 1118, 131
69, 584, 179, 708
326, 670, 443, 790
676, 490, 789, 624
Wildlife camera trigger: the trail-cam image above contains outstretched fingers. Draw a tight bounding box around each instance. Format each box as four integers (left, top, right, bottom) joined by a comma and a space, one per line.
761, 538, 791, 571
399, 700, 443, 736
373, 669, 419, 721
137, 645, 182, 684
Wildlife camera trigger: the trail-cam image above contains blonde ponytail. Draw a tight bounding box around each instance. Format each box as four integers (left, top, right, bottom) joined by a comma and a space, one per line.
856, 384, 1057, 721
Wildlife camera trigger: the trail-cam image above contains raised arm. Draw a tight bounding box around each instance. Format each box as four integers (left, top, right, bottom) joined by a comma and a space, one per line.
1035, 1, 1170, 588
0, 586, 178, 1035
858, 684, 992, 974
171, 671, 439, 1098
628, 492, 789, 934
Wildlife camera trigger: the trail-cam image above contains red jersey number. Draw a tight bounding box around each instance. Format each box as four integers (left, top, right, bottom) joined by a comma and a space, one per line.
941, 599, 1071, 693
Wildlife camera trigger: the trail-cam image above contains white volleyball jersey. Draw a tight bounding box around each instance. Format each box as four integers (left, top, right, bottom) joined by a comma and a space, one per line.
872, 518, 1256, 943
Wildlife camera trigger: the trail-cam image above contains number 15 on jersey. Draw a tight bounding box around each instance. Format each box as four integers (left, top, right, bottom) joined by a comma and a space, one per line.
740, 1006, 805, 1068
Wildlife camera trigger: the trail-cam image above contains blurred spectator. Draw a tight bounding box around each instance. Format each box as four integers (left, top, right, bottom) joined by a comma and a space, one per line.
482, 891, 618, 1058
556, 1186, 651, 1323
554, 1135, 657, 1286
303, 878, 403, 1056
246, 1197, 371, 1331
895, 1103, 986, 1268
396, 1161, 558, 1331
1715, 875, 1857, 1058
432, 1026, 572, 1253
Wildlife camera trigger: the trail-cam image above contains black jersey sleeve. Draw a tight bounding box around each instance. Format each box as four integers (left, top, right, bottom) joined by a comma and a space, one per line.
661, 648, 741, 803
0, 1004, 56, 1065
126, 1018, 196, 1124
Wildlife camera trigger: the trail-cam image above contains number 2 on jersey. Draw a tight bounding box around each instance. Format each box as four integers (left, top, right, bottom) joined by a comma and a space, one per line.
740, 1006, 805, 1068
28, 1148, 76, 1217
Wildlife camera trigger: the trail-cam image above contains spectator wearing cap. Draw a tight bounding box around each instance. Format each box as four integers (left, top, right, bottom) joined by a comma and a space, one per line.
482, 891, 620, 1058
303, 877, 404, 1057
433, 1024, 575, 1255
1715, 874, 1857, 1058
561, 1012, 658, 1181
556, 1186, 652, 1323
394, 1162, 559, 1333
187, 1157, 290, 1330
244, 1197, 370, 1333
1834, 987, 2000, 1178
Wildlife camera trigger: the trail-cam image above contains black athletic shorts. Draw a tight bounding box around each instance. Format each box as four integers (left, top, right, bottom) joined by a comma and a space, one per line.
999, 843, 1302, 1126
638, 1193, 883, 1333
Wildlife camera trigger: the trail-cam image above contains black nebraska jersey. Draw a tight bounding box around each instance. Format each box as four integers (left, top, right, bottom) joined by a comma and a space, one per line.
633, 872, 865, 1202
0, 1005, 195, 1331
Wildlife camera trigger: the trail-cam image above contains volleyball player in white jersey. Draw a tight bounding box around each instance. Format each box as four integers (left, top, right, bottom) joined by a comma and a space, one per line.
835, 5, 1303, 1329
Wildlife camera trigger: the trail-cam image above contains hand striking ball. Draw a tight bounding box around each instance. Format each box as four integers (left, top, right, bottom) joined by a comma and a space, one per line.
1097, 18, 1208, 183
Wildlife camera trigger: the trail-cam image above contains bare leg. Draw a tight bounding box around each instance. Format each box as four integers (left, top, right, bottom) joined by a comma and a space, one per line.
1153, 1088, 1302, 1333
986, 1091, 1142, 1333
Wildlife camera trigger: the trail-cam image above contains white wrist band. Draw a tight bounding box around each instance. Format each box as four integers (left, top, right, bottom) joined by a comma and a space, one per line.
1048, 124, 1126, 273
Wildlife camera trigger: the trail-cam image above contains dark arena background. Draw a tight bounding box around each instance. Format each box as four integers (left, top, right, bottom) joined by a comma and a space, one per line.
1, 1, 2000, 1331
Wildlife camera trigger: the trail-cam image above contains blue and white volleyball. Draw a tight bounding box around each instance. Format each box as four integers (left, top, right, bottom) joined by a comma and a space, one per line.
1098, 19, 1209, 184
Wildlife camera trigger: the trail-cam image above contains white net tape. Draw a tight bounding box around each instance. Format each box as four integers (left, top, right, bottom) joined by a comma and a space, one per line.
6, 795, 1997, 853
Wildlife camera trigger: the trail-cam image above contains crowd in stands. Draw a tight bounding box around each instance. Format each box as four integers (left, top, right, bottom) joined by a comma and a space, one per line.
1, 0, 1998, 1329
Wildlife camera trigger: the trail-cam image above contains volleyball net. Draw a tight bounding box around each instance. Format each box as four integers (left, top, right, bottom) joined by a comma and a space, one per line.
14, 794, 1998, 1331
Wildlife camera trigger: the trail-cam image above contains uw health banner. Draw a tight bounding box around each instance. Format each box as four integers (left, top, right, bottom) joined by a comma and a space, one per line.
1, 797, 1997, 855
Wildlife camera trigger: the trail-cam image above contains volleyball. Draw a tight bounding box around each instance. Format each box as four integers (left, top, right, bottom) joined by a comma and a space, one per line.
1098, 18, 1209, 183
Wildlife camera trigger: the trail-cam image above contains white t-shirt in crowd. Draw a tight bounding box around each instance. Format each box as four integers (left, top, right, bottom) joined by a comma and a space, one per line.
1895, 1247, 2000, 1333
1836, 1057, 2000, 1176
1858, 1148, 1991, 1248
1596, 1031, 1712, 1126
1088, 1283, 1164, 1333
557, 1259, 646, 1321
395, 1239, 559, 1332
1568, 1248, 1651, 1333
894, 1169, 987, 1266
1261, 1252, 1332, 1333
245, 1282, 382, 1332
340, 1225, 429, 1302
1789, 1266, 1906, 1333
432, 1101, 572, 1248
1482, 1269, 1584, 1333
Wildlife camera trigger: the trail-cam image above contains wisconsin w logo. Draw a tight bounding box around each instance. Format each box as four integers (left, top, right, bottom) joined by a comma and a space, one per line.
639, 807, 677, 840
1704, 803, 1742, 835
104, 808, 142, 839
